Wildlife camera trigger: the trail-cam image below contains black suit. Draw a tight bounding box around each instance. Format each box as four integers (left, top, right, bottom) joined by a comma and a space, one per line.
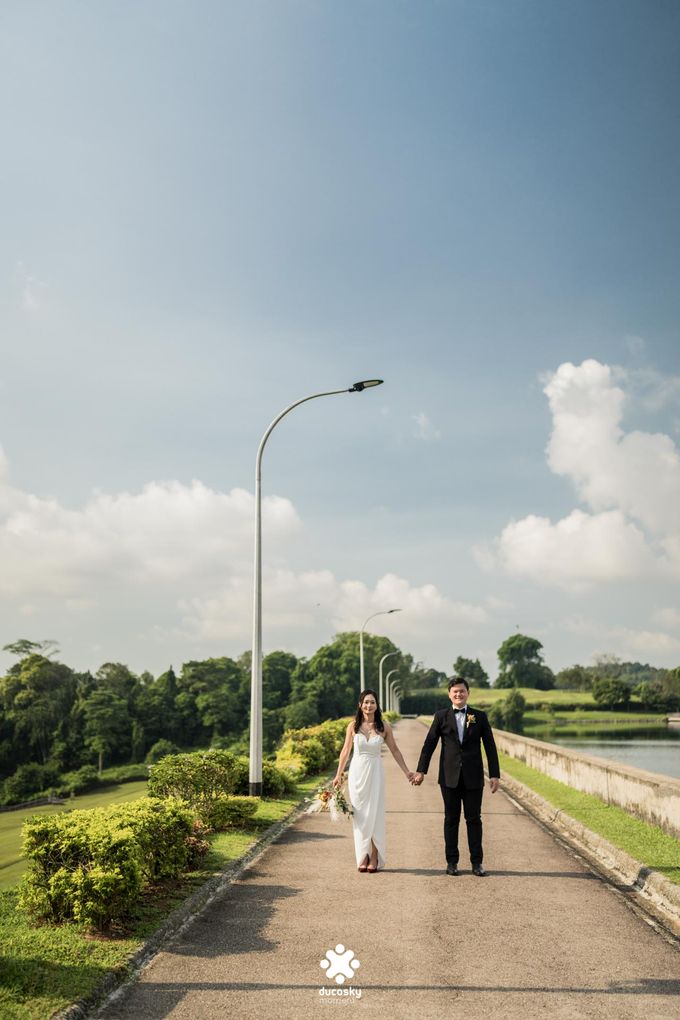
417, 705, 500, 867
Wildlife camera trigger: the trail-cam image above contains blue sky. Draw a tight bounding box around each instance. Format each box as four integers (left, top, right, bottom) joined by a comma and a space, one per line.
1, 1, 679, 681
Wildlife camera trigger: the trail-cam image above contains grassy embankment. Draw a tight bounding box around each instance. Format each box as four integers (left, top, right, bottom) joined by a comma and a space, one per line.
498, 751, 680, 885
0, 775, 321, 1020
447, 688, 668, 737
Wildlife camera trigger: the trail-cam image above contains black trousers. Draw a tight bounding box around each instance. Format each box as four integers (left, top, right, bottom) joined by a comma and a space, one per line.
440, 777, 484, 867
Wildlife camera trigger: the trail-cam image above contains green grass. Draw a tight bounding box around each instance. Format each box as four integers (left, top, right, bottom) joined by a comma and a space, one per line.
0, 781, 150, 889
499, 751, 680, 885
0, 776, 320, 1020
523, 710, 667, 738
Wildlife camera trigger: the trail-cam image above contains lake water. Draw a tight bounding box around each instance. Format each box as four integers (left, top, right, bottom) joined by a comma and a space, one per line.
548, 734, 680, 780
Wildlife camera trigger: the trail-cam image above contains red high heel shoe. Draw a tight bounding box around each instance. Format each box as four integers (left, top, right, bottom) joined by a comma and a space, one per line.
358, 855, 369, 873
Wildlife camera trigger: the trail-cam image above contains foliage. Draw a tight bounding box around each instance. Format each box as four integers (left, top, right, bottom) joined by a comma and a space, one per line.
82, 687, 131, 774
453, 656, 490, 687
230, 758, 297, 798
592, 677, 631, 710
18, 797, 194, 930
400, 690, 450, 714
147, 750, 240, 822
488, 689, 526, 733
555, 665, 592, 691
275, 719, 348, 776
1, 763, 62, 805
145, 738, 182, 763
634, 672, 680, 712
206, 795, 258, 830
496, 634, 555, 690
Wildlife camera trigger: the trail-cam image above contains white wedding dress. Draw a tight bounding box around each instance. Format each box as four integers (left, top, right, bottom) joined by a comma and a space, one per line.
348, 732, 386, 868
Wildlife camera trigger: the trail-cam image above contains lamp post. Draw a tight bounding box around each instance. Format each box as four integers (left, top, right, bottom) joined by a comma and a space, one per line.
389, 679, 402, 713
378, 651, 399, 709
385, 669, 399, 710
359, 608, 401, 692
250, 379, 383, 795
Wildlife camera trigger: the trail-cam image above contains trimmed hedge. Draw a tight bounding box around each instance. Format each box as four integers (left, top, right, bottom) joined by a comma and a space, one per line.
147, 749, 295, 822
275, 719, 348, 776
19, 797, 195, 930
206, 795, 258, 830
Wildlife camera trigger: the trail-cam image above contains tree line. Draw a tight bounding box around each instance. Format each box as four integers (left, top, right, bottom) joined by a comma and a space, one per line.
2, 632, 678, 804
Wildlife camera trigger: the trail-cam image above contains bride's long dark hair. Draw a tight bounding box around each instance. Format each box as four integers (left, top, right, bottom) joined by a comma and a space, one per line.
353, 688, 385, 733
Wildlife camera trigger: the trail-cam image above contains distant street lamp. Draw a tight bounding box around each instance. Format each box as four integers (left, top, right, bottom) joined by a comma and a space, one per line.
378, 651, 399, 709
385, 669, 399, 711
250, 379, 383, 795
390, 682, 402, 713
359, 609, 401, 692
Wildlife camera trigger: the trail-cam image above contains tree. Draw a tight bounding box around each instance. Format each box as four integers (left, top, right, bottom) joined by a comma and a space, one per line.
176, 657, 248, 744
496, 634, 554, 690
488, 689, 526, 733
3, 639, 60, 660
592, 677, 630, 710
453, 656, 490, 688
634, 679, 680, 712
0, 654, 77, 766
555, 665, 592, 691
81, 687, 131, 774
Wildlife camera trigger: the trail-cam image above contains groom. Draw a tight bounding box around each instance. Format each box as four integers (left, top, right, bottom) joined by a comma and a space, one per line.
412, 676, 500, 876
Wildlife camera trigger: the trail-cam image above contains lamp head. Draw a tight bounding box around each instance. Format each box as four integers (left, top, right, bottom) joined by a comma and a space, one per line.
349, 379, 384, 392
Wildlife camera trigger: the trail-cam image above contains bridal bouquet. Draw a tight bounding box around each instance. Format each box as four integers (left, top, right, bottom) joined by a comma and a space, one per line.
306, 777, 352, 822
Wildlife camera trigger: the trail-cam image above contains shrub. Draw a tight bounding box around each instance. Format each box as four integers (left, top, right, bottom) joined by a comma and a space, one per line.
2, 763, 62, 805
230, 758, 297, 798
275, 719, 348, 777
147, 750, 240, 822
100, 764, 149, 784
19, 797, 194, 930
63, 764, 100, 794
145, 739, 182, 764
206, 795, 258, 831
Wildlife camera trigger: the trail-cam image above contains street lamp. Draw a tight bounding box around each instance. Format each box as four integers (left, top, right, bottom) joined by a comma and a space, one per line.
378, 651, 399, 709
250, 379, 384, 795
385, 669, 399, 710
389, 680, 402, 713
359, 609, 401, 691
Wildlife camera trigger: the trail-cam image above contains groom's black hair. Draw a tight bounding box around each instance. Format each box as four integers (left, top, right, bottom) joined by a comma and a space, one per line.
448, 676, 470, 691
354, 688, 385, 733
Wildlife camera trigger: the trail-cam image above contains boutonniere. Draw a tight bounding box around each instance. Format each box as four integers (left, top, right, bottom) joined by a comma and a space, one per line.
466, 714, 476, 728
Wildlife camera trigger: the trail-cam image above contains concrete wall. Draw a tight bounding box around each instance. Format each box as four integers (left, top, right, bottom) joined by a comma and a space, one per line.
495, 729, 680, 839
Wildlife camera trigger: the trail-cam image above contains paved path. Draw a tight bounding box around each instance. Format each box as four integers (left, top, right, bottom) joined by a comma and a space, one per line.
97, 720, 680, 1020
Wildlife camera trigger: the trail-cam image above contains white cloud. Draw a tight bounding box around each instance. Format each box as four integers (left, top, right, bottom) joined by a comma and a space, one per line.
651, 607, 680, 631
178, 570, 487, 645
0, 453, 299, 597
488, 509, 657, 590
545, 359, 680, 534
615, 628, 680, 656
486, 360, 680, 588
413, 412, 441, 441
0, 444, 486, 661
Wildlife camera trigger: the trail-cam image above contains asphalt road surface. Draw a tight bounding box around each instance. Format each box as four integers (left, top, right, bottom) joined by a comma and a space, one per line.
96, 719, 680, 1020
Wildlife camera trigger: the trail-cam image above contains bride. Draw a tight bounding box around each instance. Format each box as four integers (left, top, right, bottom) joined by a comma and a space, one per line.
333, 689, 415, 872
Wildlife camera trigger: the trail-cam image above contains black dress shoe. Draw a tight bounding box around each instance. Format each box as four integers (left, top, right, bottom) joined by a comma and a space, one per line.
446, 864, 459, 876
471, 865, 487, 876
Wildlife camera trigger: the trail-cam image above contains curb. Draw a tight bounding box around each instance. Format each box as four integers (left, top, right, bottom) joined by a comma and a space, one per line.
500, 772, 680, 937
52, 799, 311, 1020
